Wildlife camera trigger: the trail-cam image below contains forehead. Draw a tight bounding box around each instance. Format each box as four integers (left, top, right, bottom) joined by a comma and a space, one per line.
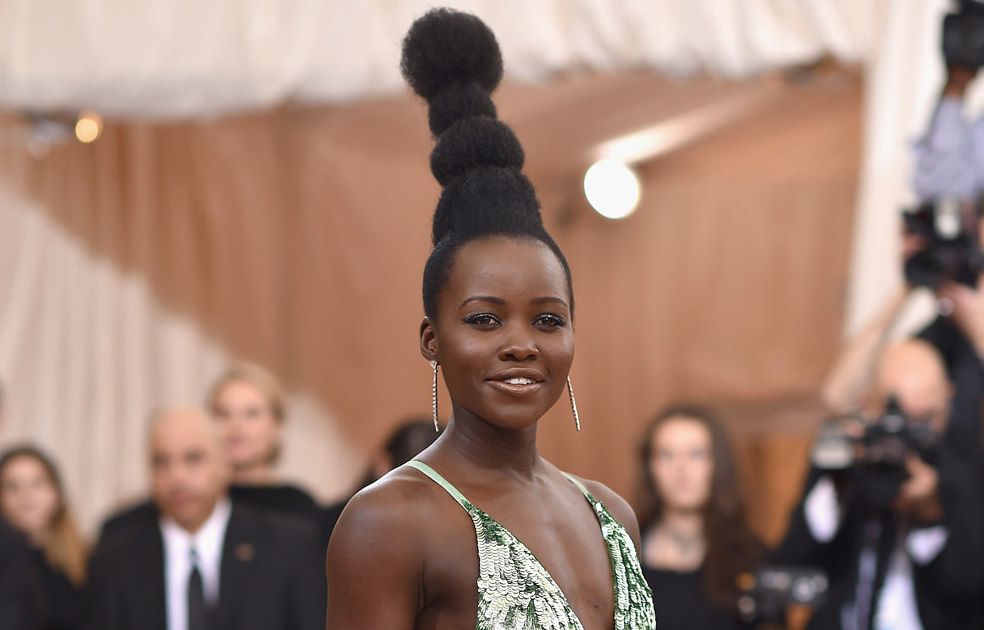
153, 416, 214, 453
443, 236, 568, 305
2, 455, 46, 477
654, 418, 711, 447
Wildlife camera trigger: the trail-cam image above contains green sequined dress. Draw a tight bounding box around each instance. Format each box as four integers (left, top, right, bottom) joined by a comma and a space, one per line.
406, 460, 657, 630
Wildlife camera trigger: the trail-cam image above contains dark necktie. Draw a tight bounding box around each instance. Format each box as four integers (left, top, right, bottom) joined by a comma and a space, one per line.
188, 548, 209, 630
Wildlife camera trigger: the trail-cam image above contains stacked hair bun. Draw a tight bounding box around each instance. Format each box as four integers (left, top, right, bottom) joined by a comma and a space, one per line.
401, 8, 574, 319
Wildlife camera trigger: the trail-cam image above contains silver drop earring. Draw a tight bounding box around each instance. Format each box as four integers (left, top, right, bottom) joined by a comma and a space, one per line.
567, 376, 581, 432
431, 360, 440, 433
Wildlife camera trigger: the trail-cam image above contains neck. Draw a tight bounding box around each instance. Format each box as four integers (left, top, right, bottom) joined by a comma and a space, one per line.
442, 404, 541, 480
232, 463, 276, 486
660, 508, 704, 540
174, 497, 225, 535
27, 527, 50, 549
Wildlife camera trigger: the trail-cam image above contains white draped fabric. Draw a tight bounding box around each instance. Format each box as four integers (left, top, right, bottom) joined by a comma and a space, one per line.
0, 0, 872, 118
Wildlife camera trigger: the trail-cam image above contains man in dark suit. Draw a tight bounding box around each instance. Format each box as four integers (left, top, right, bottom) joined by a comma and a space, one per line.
777, 340, 984, 630
85, 407, 325, 630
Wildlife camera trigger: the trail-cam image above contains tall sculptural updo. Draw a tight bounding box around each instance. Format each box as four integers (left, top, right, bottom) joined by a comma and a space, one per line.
401, 8, 574, 320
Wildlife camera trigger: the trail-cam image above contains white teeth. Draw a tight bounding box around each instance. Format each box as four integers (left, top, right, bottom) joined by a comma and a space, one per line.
504, 377, 536, 385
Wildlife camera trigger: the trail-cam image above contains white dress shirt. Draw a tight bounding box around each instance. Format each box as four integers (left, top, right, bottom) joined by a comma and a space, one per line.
805, 476, 949, 630
159, 498, 232, 630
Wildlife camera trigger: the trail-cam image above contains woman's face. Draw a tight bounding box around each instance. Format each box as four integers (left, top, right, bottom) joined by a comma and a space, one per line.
211, 380, 281, 470
649, 417, 714, 513
0, 455, 60, 539
423, 236, 574, 430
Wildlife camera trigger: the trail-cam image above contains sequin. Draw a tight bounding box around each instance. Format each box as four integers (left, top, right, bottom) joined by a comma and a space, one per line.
406, 461, 657, 629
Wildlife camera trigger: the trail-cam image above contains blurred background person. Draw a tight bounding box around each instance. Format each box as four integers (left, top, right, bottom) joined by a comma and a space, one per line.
0, 382, 43, 630
86, 407, 325, 630
638, 405, 765, 630
207, 363, 320, 520
98, 362, 321, 546
0, 446, 86, 630
777, 340, 984, 629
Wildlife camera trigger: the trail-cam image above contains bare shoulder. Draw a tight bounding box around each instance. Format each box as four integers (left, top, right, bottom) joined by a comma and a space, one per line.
329, 466, 443, 559
572, 475, 643, 552
326, 466, 457, 629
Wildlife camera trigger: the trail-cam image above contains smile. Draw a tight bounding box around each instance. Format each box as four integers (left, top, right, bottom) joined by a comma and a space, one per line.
486, 371, 546, 396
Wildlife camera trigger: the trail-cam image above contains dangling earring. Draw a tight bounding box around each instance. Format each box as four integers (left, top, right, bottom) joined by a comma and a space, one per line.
567, 376, 581, 432
430, 360, 440, 433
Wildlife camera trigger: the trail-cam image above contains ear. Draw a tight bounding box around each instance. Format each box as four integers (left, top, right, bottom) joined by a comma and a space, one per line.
419, 317, 438, 362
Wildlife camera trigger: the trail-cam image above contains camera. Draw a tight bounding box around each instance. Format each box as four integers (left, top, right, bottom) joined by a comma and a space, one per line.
737, 566, 828, 625
812, 399, 937, 472
902, 198, 984, 289
943, 0, 984, 68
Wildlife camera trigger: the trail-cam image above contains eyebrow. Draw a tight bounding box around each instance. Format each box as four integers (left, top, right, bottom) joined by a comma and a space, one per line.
459, 295, 569, 308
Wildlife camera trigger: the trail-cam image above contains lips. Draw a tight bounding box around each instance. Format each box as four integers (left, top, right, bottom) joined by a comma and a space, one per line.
486, 369, 546, 396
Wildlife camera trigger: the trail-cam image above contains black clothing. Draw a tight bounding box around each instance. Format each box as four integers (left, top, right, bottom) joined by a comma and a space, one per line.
918, 315, 984, 454
643, 566, 749, 630
775, 456, 984, 630
33, 549, 83, 630
227, 484, 320, 520
0, 519, 42, 630
99, 484, 321, 547
85, 501, 326, 630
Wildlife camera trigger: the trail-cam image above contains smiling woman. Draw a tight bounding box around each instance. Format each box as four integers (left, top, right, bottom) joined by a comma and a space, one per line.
325, 8, 656, 630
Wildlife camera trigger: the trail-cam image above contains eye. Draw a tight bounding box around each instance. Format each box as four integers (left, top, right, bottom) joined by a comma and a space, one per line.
463, 312, 501, 328
533, 313, 567, 329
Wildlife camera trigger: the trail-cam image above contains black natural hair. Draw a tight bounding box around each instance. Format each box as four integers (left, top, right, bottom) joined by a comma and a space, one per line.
400, 8, 574, 321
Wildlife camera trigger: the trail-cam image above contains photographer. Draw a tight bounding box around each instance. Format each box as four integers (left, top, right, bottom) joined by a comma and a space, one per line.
825, 3, 984, 456
779, 341, 984, 629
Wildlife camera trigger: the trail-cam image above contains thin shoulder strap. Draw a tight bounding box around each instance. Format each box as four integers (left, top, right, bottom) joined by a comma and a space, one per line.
406, 460, 471, 510
561, 471, 594, 500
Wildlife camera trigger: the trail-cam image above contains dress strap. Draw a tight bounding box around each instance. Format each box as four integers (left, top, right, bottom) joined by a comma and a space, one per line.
406, 460, 471, 510
560, 471, 594, 501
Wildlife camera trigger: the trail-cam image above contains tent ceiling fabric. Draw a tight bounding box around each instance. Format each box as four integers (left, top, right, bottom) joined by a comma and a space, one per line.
0, 0, 873, 118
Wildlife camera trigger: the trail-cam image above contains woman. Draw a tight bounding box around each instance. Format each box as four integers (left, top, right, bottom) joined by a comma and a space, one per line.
326, 9, 656, 629
639, 406, 764, 630
0, 446, 86, 630
207, 361, 321, 519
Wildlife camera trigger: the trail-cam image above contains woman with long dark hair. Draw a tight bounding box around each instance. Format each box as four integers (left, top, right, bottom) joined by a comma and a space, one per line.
326, 8, 656, 629
638, 405, 764, 630
0, 445, 87, 630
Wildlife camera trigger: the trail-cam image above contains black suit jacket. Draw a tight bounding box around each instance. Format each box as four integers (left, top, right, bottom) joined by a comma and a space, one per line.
775, 452, 984, 630
85, 501, 326, 630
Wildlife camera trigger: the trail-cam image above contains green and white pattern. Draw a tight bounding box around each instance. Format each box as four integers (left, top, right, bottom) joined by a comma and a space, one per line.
407, 460, 657, 630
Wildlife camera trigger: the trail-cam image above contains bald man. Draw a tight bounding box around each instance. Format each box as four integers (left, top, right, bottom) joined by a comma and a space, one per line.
776, 340, 984, 630
85, 407, 326, 630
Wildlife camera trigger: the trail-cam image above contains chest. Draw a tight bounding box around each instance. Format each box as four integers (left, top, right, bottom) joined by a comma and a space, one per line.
421, 491, 617, 630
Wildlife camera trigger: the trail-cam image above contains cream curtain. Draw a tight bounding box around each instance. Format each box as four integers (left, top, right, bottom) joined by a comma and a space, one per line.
0, 0, 871, 117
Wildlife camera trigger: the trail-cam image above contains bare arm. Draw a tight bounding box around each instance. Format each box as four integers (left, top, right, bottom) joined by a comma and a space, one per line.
821, 286, 911, 411
325, 484, 425, 630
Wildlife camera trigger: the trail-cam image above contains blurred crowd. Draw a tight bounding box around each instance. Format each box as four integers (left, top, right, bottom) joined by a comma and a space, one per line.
0, 363, 440, 630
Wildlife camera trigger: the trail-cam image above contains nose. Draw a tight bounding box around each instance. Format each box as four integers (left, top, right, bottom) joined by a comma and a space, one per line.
498, 320, 538, 362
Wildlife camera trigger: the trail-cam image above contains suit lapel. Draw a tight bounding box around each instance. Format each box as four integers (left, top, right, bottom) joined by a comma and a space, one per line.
134, 522, 167, 630
217, 505, 259, 630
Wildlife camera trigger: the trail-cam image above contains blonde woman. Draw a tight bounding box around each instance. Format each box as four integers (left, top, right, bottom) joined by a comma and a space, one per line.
206, 362, 320, 519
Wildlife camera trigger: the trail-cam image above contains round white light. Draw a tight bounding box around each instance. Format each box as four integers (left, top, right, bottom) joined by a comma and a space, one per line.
75, 112, 103, 144
583, 159, 640, 220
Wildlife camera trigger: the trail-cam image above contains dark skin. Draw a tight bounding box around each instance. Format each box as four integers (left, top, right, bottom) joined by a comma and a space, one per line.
326, 235, 643, 630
